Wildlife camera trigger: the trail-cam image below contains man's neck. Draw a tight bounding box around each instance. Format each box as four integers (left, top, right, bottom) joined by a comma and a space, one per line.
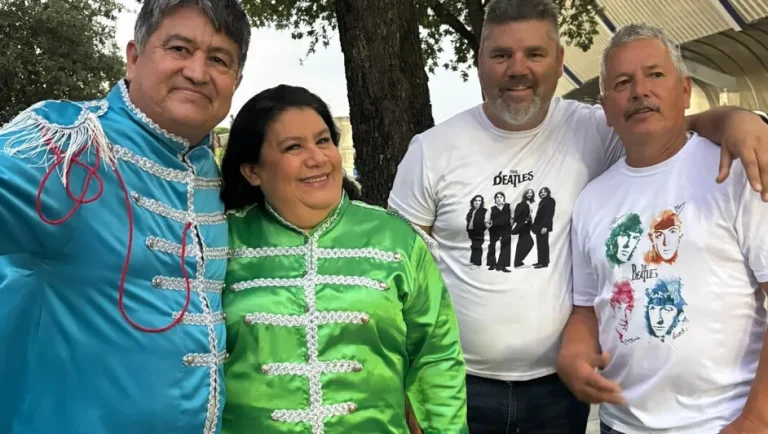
625, 127, 690, 168
482, 101, 549, 132
125, 81, 210, 146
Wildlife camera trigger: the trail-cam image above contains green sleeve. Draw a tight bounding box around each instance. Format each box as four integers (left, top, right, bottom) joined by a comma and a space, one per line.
403, 237, 469, 433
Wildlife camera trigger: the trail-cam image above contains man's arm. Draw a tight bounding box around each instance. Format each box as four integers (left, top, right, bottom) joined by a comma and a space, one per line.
0, 138, 73, 256
725, 153, 768, 432
388, 135, 439, 230
558, 306, 600, 361
722, 283, 768, 433
740, 282, 768, 422
557, 307, 624, 405
686, 107, 768, 201
559, 197, 624, 404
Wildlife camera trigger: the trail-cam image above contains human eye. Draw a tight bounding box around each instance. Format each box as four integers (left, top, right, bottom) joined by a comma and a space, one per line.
169, 45, 190, 54
210, 56, 228, 67
614, 79, 630, 90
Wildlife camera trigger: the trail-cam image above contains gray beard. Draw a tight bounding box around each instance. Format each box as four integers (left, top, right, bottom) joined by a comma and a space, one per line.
493, 94, 542, 126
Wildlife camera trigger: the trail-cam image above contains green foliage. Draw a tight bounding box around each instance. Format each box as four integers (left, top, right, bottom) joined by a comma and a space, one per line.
0, 0, 126, 123
214, 126, 230, 134
241, 0, 337, 61
239, 0, 603, 81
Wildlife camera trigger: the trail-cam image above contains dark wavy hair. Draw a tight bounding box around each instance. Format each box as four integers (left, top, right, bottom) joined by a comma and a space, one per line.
220, 84, 362, 211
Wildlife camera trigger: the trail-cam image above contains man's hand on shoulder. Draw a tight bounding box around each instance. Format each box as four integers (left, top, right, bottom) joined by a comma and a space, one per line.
703, 109, 768, 202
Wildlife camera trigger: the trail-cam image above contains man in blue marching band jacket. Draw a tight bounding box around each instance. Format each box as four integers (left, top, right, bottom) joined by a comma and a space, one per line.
0, 1, 250, 433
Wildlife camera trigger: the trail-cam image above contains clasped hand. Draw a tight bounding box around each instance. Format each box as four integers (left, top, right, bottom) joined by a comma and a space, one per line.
558, 351, 626, 405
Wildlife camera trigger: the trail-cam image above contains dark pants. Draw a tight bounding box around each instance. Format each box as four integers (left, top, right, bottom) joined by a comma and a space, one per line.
600, 421, 625, 434
535, 232, 550, 266
488, 232, 511, 269
467, 373, 589, 434
514, 230, 534, 267
468, 232, 484, 266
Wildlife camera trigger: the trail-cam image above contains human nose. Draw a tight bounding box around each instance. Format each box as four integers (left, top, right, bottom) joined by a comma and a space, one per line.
182, 52, 209, 84
505, 53, 529, 77
304, 145, 329, 167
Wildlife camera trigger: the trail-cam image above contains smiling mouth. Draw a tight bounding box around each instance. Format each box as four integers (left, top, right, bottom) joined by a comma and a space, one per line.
300, 174, 329, 184
502, 85, 533, 93
175, 89, 208, 99
628, 108, 657, 119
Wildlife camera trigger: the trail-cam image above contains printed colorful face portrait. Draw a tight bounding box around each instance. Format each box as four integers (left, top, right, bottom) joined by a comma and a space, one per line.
645, 277, 687, 341
644, 210, 683, 264
605, 213, 644, 266
610, 280, 635, 340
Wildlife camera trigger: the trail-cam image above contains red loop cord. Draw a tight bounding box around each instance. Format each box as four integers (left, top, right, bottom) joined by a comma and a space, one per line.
35, 138, 191, 332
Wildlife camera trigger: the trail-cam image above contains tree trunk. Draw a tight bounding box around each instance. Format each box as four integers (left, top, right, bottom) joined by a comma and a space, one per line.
335, 0, 435, 207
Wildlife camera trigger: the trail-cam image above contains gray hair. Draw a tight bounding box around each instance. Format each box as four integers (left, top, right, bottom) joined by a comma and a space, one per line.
480, 0, 560, 48
600, 23, 688, 94
134, 0, 251, 74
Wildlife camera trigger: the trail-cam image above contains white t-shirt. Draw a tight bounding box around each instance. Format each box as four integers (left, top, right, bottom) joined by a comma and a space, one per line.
388, 98, 624, 380
572, 134, 768, 433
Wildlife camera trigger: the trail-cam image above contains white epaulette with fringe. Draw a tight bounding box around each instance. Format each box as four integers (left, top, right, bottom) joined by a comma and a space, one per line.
1, 99, 113, 186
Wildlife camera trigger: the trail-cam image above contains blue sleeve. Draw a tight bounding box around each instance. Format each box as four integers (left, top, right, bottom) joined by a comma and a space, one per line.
0, 132, 77, 256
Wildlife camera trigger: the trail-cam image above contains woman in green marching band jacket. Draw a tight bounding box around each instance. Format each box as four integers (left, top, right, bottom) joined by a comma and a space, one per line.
218, 84, 469, 434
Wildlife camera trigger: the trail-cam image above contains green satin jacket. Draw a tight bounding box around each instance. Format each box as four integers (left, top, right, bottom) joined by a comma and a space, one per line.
222, 195, 468, 434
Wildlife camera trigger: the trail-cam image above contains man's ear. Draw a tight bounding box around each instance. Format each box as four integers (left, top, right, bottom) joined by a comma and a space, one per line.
556, 44, 565, 78
126, 40, 140, 82
682, 76, 692, 110
240, 163, 261, 187
600, 94, 614, 128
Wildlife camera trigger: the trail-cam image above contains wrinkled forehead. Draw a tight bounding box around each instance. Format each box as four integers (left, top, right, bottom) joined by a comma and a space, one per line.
604, 38, 673, 76
151, 7, 239, 55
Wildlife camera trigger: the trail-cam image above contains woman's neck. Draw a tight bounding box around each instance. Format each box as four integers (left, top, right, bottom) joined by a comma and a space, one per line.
269, 200, 341, 233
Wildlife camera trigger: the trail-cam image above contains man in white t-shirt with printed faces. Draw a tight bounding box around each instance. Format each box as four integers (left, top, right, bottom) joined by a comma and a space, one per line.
559, 23, 768, 434
388, 0, 768, 431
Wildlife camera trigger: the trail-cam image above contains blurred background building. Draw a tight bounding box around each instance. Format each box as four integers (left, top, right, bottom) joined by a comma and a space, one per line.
556, 1, 768, 115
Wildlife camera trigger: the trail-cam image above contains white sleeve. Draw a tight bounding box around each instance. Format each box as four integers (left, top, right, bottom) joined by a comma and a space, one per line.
586, 104, 625, 168
387, 135, 437, 227
571, 198, 600, 306
735, 170, 768, 283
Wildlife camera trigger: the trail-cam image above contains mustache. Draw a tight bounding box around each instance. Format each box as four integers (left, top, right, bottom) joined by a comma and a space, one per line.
497, 76, 537, 91
625, 100, 661, 120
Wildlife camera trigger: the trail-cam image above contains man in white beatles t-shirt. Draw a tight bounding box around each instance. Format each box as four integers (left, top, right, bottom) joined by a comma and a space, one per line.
559, 24, 768, 434
388, 0, 768, 432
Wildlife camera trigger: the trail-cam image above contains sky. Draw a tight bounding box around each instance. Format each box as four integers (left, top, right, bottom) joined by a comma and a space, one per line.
114, 0, 484, 128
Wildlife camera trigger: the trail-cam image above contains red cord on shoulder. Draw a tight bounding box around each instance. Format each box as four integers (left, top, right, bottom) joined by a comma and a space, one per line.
35, 137, 191, 333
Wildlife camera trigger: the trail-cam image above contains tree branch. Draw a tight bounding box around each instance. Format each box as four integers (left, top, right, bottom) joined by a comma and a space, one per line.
429, 0, 478, 54
465, 0, 484, 45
